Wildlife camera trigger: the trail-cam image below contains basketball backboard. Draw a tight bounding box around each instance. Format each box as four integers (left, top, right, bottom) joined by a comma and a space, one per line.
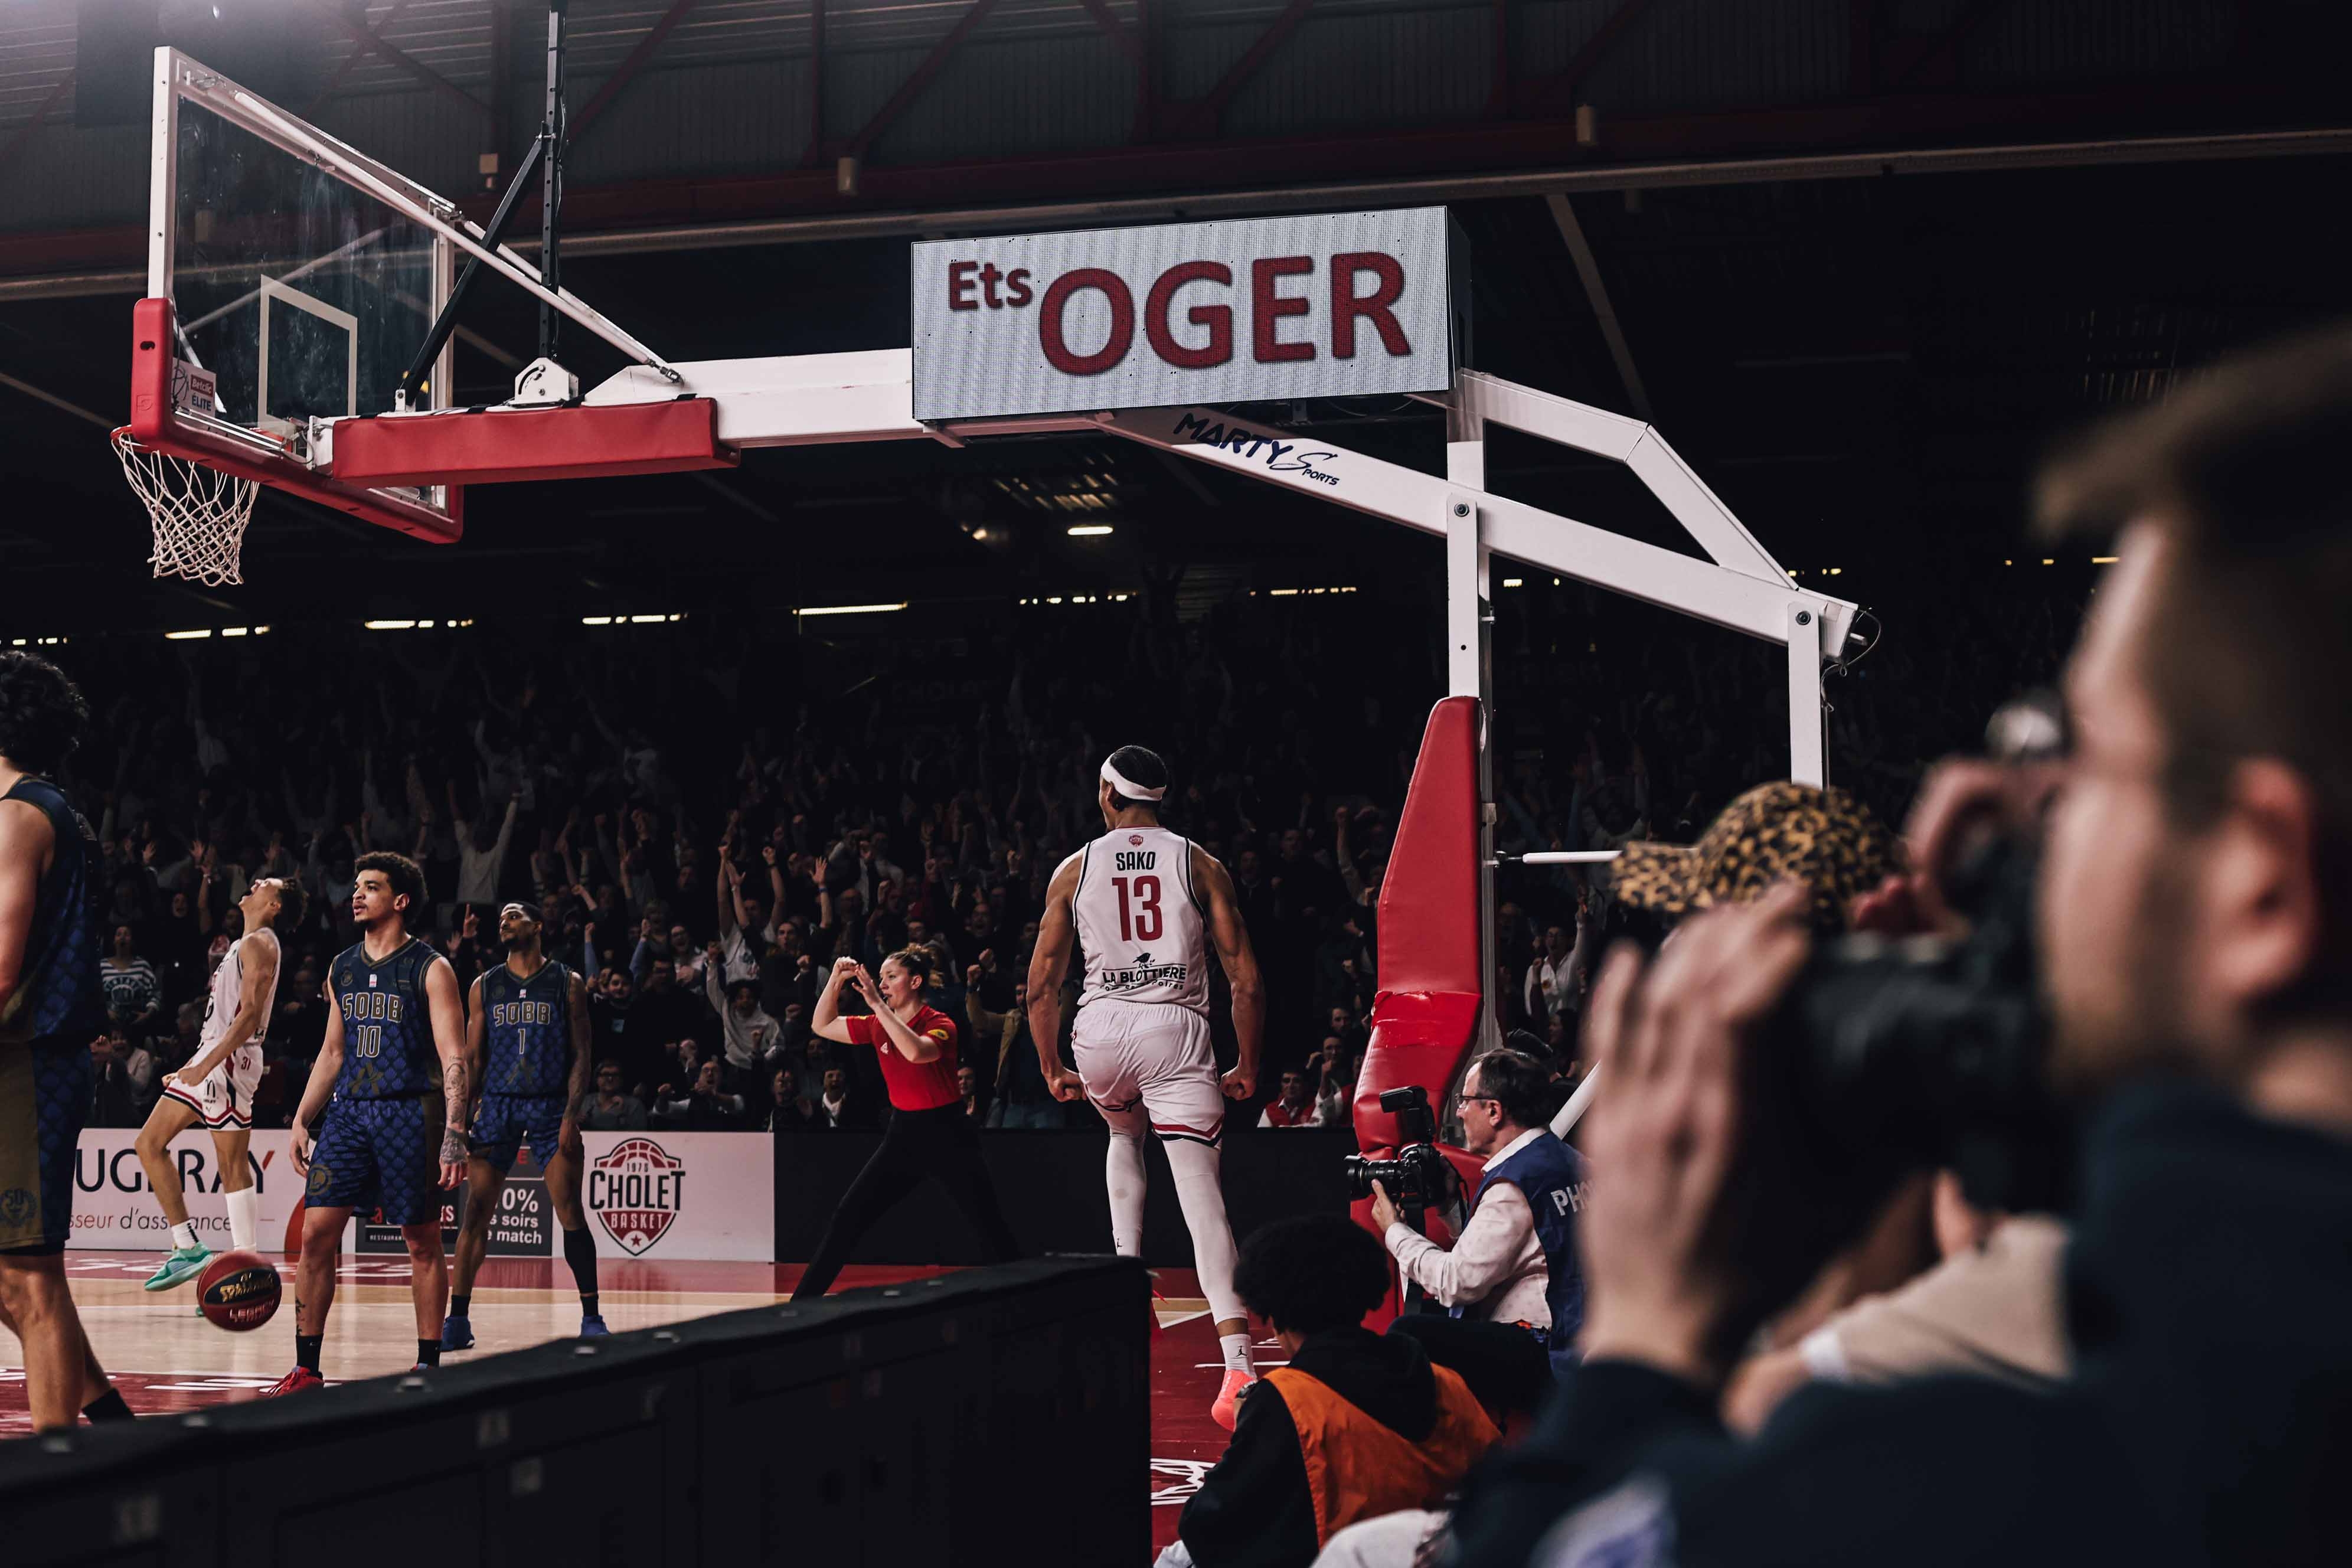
125, 47, 460, 541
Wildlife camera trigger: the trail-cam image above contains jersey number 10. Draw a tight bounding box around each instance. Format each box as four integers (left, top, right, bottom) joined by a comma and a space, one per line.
1112, 876, 1163, 943
352, 1023, 384, 1058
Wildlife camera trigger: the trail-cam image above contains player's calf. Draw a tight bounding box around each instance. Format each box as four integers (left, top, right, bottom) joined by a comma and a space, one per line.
133, 1097, 214, 1291
403, 1221, 450, 1370
441, 1155, 503, 1354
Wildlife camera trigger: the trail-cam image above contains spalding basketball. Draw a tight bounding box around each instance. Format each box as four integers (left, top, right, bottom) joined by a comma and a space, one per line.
197, 1249, 283, 1332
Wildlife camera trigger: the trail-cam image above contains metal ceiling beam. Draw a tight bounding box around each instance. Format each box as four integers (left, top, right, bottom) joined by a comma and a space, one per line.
308, 0, 414, 117
1518, 0, 1659, 116
315, 1, 489, 120
1075, 0, 1142, 63
1544, 193, 1649, 420
1890, 0, 2016, 89
837, 0, 1003, 162
1170, 0, 1315, 139
808, 0, 825, 158
5, 117, 2349, 300
567, 0, 703, 148
0, 77, 71, 175
0, 370, 112, 430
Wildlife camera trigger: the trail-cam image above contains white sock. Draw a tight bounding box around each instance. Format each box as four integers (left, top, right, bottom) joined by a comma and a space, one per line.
225, 1185, 260, 1252
1164, 1136, 1245, 1329
1220, 1332, 1255, 1378
169, 1221, 200, 1252
1105, 1131, 1148, 1257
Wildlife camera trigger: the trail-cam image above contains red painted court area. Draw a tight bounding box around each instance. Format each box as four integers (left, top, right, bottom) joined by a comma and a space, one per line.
3, 1253, 1249, 1559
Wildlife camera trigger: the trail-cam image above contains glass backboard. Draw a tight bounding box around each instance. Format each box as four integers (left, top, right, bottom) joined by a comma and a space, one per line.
131, 47, 460, 539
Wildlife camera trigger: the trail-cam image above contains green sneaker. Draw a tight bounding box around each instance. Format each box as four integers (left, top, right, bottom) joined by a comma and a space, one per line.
143, 1244, 213, 1292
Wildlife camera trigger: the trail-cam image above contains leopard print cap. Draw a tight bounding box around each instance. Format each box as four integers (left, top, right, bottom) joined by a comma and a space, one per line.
1608, 781, 1903, 935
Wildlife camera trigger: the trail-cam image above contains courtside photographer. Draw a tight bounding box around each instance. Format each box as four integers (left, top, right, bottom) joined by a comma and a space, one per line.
1452, 327, 2352, 1568
1373, 1049, 1590, 1381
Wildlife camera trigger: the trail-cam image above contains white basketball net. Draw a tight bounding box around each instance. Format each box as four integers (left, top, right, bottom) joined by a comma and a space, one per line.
113, 429, 260, 587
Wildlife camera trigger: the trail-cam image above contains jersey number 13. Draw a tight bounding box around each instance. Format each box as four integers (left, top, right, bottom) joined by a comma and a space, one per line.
1112, 876, 1162, 943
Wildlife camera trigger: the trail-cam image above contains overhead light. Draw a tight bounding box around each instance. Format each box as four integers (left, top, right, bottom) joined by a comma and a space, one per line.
364, 619, 419, 631
1501, 577, 1523, 588
221, 626, 249, 637
2092, 556, 2118, 564
165, 629, 212, 640
455, 618, 474, 627
629, 614, 668, 624
1067, 524, 1113, 537
1828, 567, 1842, 576
2042, 558, 2056, 566
582, 616, 613, 626
798, 602, 909, 617
252, 626, 269, 635
8, 638, 23, 646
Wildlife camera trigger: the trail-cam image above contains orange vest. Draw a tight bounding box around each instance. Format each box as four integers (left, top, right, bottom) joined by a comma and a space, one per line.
1265, 1364, 1501, 1549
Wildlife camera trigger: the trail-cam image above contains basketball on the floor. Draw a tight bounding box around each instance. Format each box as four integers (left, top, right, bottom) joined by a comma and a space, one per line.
197, 1250, 283, 1332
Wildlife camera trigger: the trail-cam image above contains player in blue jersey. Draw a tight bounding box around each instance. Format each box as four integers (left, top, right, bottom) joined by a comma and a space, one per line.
439, 900, 603, 1350
267, 851, 468, 1396
0, 653, 134, 1432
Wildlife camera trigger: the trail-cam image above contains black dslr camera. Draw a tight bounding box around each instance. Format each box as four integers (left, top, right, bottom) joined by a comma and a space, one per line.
1782, 836, 2054, 1204
1343, 1084, 1452, 1230
1729, 834, 2066, 1319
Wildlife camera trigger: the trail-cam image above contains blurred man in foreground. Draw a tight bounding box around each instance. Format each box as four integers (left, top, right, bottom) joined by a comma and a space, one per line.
1456, 330, 2352, 1567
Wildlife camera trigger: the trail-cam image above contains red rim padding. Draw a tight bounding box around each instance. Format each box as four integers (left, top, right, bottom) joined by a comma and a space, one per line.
328, 396, 737, 488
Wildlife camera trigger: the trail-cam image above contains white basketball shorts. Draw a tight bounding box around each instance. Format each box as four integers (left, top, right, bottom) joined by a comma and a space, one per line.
162, 1041, 263, 1131
1071, 999, 1226, 1148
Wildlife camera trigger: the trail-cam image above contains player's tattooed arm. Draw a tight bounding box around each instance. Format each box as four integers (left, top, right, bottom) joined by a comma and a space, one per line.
426, 956, 471, 1184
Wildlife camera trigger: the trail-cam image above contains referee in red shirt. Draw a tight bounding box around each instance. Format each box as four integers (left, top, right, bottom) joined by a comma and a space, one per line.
791, 948, 1021, 1299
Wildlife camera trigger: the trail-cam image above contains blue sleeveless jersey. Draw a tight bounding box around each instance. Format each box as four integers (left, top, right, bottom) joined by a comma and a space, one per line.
330, 937, 443, 1099
1462, 1131, 1592, 1377
480, 959, 576, 1096
0, 778, 105, 1044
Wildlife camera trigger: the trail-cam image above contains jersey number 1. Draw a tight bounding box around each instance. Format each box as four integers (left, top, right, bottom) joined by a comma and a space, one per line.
1112, 876, 1163, 943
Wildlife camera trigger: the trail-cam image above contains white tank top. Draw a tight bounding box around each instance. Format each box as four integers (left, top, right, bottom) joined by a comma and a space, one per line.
1074, 825, 1211, 1014
200, 927, 277, 1053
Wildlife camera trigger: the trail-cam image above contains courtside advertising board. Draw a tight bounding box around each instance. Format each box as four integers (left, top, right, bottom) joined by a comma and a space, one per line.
912, 208, 1468, 422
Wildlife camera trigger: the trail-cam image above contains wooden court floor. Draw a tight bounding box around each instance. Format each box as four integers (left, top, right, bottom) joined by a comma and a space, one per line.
2, 1253, 1251, 1559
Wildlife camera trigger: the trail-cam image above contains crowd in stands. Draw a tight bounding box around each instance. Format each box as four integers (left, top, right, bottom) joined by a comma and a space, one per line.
51, 559, 2079, 1144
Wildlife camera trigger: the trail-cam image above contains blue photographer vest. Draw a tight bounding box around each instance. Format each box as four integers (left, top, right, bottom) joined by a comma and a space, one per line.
1459, 1131, 1591, 1378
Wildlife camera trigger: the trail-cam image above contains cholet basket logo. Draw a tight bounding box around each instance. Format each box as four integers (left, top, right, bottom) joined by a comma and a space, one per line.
587, 1136, 687, 1256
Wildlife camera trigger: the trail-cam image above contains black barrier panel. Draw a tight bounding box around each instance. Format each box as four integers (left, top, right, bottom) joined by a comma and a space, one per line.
774, 1125, 1356, 1266
1, 1257, 1145, 1568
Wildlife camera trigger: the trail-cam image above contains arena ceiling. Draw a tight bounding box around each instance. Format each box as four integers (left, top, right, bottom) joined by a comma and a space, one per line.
2, 0, 2350, 634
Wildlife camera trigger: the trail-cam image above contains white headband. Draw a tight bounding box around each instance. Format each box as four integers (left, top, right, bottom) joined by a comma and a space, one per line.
1100, 759, 1167, 802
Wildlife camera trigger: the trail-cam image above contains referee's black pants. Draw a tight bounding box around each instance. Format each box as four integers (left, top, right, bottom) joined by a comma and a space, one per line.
791, 1103, 1021, 1301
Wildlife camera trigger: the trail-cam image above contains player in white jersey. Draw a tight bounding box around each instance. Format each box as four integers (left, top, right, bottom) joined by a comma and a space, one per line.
132, 875, 305, 1292
1028, 746, 1268, 1429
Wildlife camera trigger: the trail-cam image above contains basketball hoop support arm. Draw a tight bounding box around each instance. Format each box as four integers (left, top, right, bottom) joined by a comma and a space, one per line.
396, 135, 548, 410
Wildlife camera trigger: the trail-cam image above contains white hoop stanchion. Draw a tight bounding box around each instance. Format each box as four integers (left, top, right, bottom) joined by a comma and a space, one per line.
113, 428, 260, 587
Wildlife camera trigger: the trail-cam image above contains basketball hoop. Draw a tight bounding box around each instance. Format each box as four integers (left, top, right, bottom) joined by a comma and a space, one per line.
113, 427, 260, 587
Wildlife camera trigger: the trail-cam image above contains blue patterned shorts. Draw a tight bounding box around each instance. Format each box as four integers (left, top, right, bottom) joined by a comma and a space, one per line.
308, 1092, 446, 1226
469, 1092, 566, 1172
0, 1038, 94, 1255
